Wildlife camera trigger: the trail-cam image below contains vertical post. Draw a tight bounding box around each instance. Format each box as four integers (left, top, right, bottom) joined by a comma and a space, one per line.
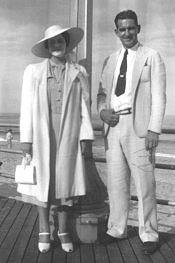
69, 0, 93, 99
85, 0, 93, 89
68, 0, 108, 244
77, 0, 93, 92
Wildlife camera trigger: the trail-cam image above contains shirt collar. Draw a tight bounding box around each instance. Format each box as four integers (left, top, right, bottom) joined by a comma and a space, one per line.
121, 41, 140, 55
47, 59, 65, 78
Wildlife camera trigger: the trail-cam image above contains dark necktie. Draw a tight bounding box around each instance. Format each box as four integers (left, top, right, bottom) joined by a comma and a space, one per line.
115, 49, 128, 96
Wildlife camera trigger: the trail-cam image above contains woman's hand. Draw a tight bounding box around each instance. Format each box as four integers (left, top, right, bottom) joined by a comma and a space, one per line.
20, 142, 33, 157
81, 140, 93, 159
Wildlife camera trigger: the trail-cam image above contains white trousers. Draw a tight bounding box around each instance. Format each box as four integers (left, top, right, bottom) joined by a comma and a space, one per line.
106, 114, 158, 242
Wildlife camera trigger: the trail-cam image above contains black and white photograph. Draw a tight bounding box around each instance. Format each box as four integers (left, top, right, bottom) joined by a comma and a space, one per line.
0, 0, 175, 262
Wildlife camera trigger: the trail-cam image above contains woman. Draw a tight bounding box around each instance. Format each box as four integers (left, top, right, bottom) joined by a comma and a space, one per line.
18, 25, 94, 253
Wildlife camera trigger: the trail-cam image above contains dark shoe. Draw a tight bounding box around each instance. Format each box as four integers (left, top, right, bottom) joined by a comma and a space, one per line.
102, 233, 127, 244
102, 233, 117, 243
142, 241, 158, 255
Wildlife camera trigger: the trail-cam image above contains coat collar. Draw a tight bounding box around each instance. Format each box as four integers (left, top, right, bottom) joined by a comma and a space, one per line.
34, 59, 79, 81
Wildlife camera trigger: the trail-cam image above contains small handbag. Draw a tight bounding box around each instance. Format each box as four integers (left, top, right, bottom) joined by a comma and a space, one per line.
15, 164, 36, 185
15, 154, 36, 185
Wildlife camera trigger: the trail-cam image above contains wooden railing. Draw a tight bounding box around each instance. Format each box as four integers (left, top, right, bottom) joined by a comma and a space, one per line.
1, 122, 175, 206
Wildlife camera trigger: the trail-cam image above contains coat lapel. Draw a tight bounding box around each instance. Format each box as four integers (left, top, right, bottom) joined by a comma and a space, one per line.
35, 59, 49, 126
58, 62, 79, 144
64, 62, 79, 100
61, 62, 79, 119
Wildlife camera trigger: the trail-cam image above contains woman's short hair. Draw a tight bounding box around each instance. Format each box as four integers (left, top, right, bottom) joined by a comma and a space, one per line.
114, 10, 138, 28
44, 32, 70, 49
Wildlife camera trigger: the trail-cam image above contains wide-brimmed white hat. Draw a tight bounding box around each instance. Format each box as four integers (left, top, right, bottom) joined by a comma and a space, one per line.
31, 25, 84, 58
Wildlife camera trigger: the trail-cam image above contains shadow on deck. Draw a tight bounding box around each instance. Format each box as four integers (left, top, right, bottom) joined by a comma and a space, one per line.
0, 197, 175, 263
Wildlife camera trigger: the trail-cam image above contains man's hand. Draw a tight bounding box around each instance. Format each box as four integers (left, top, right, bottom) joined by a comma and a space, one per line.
100, 109, 119, 127
145, 130, 159, 163
20, 142, 33, 157
81, 140, 93, 159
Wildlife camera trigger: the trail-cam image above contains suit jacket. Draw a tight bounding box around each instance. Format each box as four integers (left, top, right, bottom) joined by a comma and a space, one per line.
18, 59, 94, 202
97, 43, 166, 138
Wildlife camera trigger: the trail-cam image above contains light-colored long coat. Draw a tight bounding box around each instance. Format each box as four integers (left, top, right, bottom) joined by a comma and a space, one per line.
97, 43, 166, 138
18, 59, 94, 203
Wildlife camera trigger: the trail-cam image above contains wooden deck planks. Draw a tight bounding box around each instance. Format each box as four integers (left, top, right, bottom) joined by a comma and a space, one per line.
157, 233, 175, 263
67, 246, 81, 263
0, 197, 175, 263
0, 202, 30, 262
8, 205, 38, 263
117, 238, 138, 263
80, 244, 95, 263
93, 243, 109, 263
105, 242, 124, 263
0, 199, 16, 228
0, 199, 22, 247
0, 197, 9, 210
51, 244, 66, 263
21, 217, 39, 263
37, 249, 53, 263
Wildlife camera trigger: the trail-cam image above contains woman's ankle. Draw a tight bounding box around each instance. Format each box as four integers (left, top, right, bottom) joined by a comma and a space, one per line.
58, 232, 72, 244
39, 232, 50, 243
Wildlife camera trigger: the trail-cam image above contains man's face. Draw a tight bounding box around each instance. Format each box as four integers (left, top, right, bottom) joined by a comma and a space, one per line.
48, 34, 66, 58
115, 19, 140, 49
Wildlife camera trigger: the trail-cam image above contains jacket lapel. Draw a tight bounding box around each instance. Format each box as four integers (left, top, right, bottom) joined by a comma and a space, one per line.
106, 51, 120, 106
132, 45, 148, 101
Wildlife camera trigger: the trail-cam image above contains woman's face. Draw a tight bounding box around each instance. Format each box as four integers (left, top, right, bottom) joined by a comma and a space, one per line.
48, 34, 66, 58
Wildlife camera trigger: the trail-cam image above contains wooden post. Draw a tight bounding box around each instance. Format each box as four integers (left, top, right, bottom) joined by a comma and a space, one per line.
68, 0, 108, 244
69, 0, 93, 90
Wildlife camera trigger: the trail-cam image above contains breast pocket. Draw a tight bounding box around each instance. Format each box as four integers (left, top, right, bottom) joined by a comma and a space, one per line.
140, 65, 151, 83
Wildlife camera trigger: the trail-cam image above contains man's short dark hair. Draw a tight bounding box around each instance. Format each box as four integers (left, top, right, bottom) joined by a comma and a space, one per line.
114, 10, 138, 28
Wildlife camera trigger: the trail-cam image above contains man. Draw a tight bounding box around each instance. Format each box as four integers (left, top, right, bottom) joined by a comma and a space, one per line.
97, 10, 166, 254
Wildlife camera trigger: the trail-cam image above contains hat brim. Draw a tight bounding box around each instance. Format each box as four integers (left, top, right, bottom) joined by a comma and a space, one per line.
31, 27, 84, 58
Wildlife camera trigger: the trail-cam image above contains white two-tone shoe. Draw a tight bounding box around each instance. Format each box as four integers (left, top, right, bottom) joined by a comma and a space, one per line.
58, 232, 74, 253
38, 232, 51, 253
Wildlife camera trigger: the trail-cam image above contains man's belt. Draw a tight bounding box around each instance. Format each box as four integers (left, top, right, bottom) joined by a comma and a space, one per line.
115, 107, 132, 115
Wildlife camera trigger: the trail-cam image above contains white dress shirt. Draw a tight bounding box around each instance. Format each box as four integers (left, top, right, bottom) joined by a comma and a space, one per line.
110, 42, 139, 112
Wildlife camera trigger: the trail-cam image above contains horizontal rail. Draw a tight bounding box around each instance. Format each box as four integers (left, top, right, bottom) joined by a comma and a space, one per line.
1, 149, 175, 170
0, 148, 22, 154
92, 123, 175, 134
94, 157, 175, 170
1, 122, 175, 135
131, 195, 175, 206
162, 128, 175, 134
0, 123, 19, 128
1, 149, 175, 206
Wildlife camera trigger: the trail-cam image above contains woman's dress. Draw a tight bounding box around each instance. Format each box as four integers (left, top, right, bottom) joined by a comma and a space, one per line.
22, 60, 74, 208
